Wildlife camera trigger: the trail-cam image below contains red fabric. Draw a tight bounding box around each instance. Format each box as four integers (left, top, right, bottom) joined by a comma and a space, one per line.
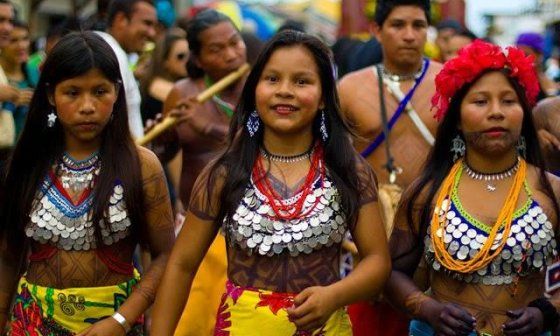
348, 301, 409, 336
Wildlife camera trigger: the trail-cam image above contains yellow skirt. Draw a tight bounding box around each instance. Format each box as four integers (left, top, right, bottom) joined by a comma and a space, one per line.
174, 234, 228, 336
214, 281, 353, 336
7, 276, 142, 335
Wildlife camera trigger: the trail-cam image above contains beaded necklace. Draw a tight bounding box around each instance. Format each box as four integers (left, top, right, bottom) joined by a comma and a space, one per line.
379, 59, 427, 82
431, 158, 527, 273
59, 152, 100, 194
464, 158, 520, 192
252, 144, 325, 221
260, 146, 314, 163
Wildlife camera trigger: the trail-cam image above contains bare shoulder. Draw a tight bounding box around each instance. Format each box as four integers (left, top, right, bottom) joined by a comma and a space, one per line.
171, 78, 201, 97
338, 67, 375, 92
136, 145, 165, 177
526, 163, 560, 197
534, 96, 560, 116
422, 60, 442, 86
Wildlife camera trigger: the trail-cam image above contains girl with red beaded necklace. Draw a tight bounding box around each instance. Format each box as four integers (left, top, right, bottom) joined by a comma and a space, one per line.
151, 30, 391, 335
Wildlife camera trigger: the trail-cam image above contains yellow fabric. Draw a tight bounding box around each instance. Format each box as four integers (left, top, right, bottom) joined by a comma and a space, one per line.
12, 275, 139, 333
174, 234, 228, 336
216, 282, 352, 336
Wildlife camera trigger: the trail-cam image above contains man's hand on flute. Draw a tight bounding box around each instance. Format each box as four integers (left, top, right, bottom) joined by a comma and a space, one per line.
169, 96, 210, 135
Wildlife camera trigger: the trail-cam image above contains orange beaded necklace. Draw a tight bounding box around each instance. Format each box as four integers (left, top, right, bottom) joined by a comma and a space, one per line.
431, 158, 527, 273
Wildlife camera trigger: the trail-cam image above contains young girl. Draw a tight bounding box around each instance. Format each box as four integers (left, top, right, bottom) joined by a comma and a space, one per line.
151, 30, 390, 335
386, 40, 560, 336
0, 31, 175, 335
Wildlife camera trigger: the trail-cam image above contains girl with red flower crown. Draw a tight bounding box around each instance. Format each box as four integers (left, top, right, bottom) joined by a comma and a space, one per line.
150, 30, 391, 336
385, 39, 560, 336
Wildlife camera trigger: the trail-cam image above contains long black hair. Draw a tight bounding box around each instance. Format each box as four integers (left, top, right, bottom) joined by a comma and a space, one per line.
0, 31, 146, 248
400, 68, 560, 261
207, 30, 362, 228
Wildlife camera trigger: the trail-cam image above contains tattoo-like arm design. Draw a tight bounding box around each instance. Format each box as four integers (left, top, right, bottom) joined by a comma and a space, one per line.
117, 148, 175, 324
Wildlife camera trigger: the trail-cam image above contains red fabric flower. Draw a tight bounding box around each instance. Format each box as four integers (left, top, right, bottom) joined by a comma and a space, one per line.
256, 292, 295, 315
432, 39, 539, 121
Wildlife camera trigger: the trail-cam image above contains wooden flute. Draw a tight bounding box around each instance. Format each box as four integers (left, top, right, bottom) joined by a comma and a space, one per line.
137, 63, 250, 146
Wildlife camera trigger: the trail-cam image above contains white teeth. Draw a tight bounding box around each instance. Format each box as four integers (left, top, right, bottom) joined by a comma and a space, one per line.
275, 105, 296, 112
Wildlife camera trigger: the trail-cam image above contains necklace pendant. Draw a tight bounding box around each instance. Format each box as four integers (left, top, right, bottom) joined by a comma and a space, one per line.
486, 184, 497, 192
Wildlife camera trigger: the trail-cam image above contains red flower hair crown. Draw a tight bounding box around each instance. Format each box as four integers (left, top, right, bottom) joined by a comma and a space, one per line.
432, 39, 539, 121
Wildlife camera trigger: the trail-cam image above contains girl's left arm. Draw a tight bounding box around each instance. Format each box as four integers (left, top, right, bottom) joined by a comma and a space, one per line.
118, 148, 176, 322
78, 147, 175, 336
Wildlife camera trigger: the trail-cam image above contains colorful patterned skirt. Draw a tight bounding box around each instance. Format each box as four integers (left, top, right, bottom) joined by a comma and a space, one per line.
214, 281, 352, 336
7, 276, 143, 336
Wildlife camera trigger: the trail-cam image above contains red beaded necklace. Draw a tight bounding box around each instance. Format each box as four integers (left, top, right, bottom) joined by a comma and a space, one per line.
252, 143, 325, 220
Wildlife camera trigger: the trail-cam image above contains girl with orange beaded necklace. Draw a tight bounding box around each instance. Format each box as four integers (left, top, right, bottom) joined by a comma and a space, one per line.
385, 40, 560, 336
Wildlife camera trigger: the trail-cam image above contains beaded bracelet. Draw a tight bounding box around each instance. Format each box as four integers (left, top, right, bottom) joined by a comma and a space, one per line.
528, 298, 560, 332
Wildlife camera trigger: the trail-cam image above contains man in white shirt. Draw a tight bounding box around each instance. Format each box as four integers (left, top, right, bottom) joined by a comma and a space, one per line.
96, 0, 157, 139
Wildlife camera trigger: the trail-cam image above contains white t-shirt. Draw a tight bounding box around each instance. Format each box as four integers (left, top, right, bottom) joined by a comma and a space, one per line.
95, 31, 144, 139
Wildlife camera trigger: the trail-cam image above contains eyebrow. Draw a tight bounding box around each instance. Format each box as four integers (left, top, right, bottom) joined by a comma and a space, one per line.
263, 68, 318, 77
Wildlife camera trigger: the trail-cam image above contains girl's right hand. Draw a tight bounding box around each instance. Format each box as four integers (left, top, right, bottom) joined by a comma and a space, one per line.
425, 301, 476, 336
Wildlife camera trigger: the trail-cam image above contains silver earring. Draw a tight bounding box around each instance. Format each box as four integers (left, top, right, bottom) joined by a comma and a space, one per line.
517, 136, 526, 158
47, 110, 57, 128
450, 135, 466, 162
320, 110, 328, 142
247, 110, 260, 137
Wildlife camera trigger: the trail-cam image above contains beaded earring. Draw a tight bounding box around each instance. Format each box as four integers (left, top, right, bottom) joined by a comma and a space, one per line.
450, 134, 466, 162
247, 110, 260, 137
319, 110, 328, 142
517, 136, 526, 158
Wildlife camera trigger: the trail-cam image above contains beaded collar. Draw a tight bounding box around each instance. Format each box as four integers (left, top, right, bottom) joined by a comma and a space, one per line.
379, 58, 427, 82
425, 175, 557, 285
224, 174, 347, 257
25, 155, 131, 251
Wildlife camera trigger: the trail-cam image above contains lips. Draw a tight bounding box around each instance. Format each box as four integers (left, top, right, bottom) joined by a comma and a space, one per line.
483, 127, 508, 138
76, 122, 98, 131
272, 104, 298, 115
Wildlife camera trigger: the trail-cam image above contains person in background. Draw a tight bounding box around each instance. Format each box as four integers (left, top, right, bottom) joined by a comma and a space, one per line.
96, 0, 157, 139
338, 0, 442, 334
516, 32, 559, 101
0, 0, 18, 173
140, 28, 188, 125
443, 28, 477, 62
0, 20, 35, 140
152, 9, 248, 336
434, 19, 462, 62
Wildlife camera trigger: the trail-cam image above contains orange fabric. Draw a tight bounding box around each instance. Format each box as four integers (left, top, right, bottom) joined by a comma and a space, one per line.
174, 234, 227, 336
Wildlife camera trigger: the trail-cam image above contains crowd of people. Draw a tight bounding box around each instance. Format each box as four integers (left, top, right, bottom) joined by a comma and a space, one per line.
1, 0, 560, 335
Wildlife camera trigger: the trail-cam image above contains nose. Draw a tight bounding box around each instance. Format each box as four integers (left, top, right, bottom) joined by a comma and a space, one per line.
488, 99, 505, 120
147, 26, 156, 39
275, 80, 294, 98
403, 25, 415, 42
78, 94, 95, 115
